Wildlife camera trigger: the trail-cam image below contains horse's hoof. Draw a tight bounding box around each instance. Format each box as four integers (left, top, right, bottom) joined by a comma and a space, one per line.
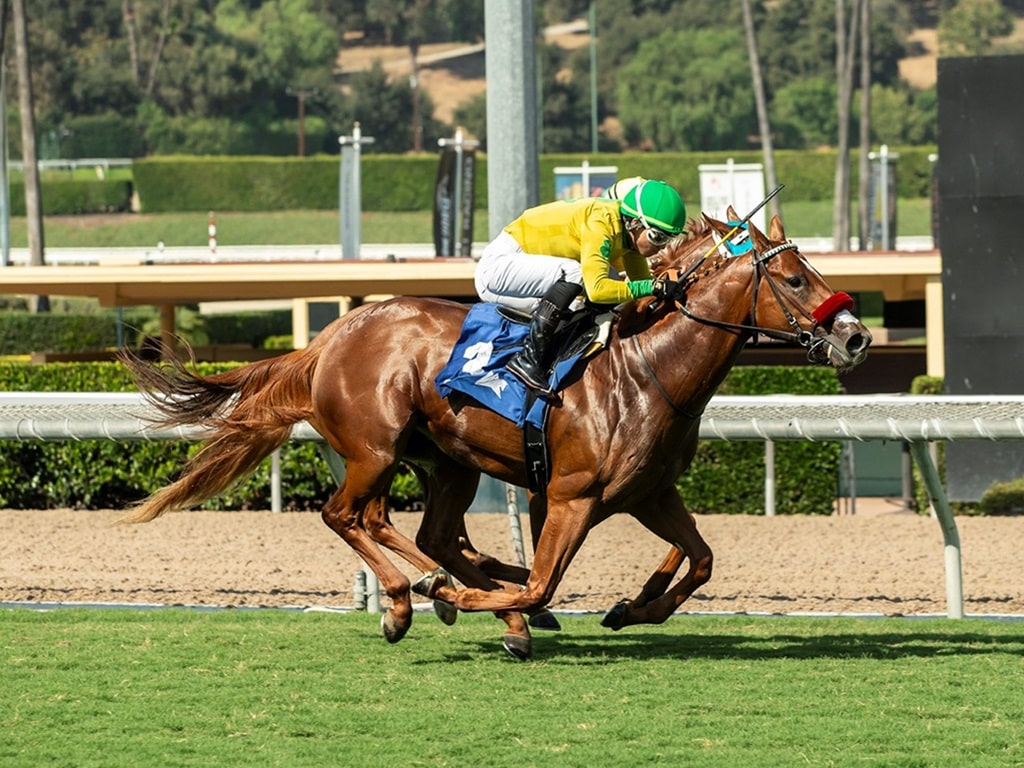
411, 570, 444, 598
381, 610, 410, 644
528, 609, 561, 631
502, 633, 532, 661
600, 599, 630, 631
433, 599, 458, 626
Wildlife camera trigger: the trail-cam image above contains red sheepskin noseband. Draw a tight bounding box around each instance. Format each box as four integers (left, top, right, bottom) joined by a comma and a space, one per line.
812, 292, 854, 324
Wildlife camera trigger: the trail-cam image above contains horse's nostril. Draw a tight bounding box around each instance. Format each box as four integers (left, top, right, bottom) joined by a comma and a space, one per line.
846, 333, 870, 356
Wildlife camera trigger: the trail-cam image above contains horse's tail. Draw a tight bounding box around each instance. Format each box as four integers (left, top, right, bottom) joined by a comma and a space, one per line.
118, 333, 330, 524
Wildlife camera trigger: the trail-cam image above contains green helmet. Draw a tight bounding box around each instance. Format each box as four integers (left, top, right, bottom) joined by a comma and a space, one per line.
620, 180, 687, 234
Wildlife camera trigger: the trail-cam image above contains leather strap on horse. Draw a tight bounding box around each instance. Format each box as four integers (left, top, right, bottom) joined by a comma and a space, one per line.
522, 390, 550, 493
630, 334, 704, 420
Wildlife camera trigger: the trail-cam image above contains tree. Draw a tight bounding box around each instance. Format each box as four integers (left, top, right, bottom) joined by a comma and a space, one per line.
537, 43, 590, 152
857, 0, 870, 251
741, 0, 781, 221
938, 0, 1014, 56
11, 0, 47, 312
758, 0, 909, 94
345, 62, 449, 153
616, 27, 754, 151
863, 83, 937, 145
831, 0, 860, 251
363, 0, 482, 151
770, 78, 839, 148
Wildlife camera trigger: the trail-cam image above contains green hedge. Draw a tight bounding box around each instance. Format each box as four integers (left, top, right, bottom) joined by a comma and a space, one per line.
675, 366, 843, 516
543, 147, 936, 203
202, 310, 292, 348
10, 147, 938, 215
130, 147, 938, 213
0, 361, 842, 513
0, 361, 332, 511
0, 309, 292, 355
9, 179, 133, 215
0, 314, 122, 354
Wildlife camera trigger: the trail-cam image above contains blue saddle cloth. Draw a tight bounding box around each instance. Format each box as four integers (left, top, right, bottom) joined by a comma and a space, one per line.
435, 303, 588, 430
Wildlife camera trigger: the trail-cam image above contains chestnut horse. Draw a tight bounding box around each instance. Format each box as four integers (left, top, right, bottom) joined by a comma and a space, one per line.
120, 210, 871, 659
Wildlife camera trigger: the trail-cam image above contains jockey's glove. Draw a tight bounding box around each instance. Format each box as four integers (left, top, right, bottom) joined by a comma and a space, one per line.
651, 276, 684, 304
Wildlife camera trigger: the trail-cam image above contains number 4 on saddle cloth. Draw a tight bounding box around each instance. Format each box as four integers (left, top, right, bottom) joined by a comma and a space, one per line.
435, 302, 614, 492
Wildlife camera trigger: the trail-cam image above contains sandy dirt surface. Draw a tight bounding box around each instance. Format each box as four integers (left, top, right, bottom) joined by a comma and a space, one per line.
2, 503, 1021, 617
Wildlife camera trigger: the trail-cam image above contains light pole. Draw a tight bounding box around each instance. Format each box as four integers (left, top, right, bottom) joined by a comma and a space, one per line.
286, 87, 317, 157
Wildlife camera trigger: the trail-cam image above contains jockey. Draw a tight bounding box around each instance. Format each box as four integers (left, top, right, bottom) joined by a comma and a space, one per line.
474, 179, 688, 394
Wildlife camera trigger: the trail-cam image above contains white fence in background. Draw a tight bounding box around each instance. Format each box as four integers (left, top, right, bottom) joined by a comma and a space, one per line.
2, 391, 1022, 619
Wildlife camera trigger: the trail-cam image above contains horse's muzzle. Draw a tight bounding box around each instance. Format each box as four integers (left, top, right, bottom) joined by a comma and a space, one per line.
809, 310, 872, 372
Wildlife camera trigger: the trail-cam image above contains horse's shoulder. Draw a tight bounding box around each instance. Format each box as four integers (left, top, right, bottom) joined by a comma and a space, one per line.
611, 300, 660, 338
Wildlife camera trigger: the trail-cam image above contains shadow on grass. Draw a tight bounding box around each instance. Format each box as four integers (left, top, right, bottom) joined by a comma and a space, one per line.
441, 619, 1024, 664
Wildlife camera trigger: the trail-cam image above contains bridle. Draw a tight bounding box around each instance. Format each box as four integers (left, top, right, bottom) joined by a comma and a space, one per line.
632, 233, 854, 417
667, 238, 852, 355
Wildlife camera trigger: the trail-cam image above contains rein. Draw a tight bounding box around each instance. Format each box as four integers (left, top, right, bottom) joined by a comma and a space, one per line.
630, 333, 704, 420
675, 242, 813, 345
674, 240, 851, 348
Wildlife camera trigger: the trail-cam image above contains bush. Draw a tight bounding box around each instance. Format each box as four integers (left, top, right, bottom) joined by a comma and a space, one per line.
0, 361, 842, 513
0, 314, 121, 354
978, 478, 1024, 516
7, 179, 132, 215
0, 309, 290, 356
675, 366, 843, 516
202, 311, 292, 348
129, 147, 938, 214
0, 361, 337, 511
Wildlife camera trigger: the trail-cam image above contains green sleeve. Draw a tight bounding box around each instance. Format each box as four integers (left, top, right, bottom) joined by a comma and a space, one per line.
627, 279, 653, 298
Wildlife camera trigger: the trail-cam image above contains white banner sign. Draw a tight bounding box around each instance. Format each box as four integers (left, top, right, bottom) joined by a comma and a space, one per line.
698, 160, 766, 231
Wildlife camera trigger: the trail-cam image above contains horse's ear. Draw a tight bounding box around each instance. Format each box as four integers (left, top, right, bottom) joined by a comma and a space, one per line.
769, 214, 786, 242
726, 205, 740, 221
705, 214, 731, 238
746, 217, 770, 251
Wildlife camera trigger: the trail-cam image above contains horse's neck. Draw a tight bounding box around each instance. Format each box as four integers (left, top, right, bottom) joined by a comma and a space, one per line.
646, 258, 755, 415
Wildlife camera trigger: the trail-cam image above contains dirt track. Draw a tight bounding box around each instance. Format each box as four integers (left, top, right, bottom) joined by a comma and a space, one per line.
3, 504, 1022, 617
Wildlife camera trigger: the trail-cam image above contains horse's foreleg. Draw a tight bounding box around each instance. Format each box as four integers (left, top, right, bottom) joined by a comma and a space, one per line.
413, 464, 534, 656
425, 496, 596, 616
602, 488, 712, 630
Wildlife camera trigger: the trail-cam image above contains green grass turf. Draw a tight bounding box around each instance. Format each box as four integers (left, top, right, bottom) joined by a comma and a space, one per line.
2, 609, 1020, 767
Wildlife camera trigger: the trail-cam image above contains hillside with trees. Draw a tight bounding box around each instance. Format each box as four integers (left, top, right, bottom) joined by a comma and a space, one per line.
5, 0, 1024, 159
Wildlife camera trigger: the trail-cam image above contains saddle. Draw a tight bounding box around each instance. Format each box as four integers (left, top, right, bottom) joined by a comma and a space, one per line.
435, 303, 615, 493
495, 304, 609, 363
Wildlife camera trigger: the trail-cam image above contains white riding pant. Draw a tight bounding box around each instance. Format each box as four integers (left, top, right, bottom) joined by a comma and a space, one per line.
474, 232, 585, 312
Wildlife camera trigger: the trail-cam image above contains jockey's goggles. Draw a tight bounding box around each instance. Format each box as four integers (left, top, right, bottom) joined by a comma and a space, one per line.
645, 227, 674, 247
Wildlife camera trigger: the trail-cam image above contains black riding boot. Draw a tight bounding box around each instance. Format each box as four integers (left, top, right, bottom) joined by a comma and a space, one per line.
506, 279, 583, 394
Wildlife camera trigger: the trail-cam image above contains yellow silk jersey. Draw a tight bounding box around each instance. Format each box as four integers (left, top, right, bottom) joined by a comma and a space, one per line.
502, 198, 652, 305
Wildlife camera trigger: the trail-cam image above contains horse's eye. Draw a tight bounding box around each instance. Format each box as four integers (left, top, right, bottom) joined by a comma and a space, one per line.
787, 276, 804, 289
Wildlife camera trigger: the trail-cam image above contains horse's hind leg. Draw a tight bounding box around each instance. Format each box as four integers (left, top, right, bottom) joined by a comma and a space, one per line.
348, 464, 456, 624
320, 466, 418, 644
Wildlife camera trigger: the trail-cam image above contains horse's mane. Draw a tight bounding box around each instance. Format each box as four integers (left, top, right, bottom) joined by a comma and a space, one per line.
648, 216, 714, 277
614, 216, 717, 334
